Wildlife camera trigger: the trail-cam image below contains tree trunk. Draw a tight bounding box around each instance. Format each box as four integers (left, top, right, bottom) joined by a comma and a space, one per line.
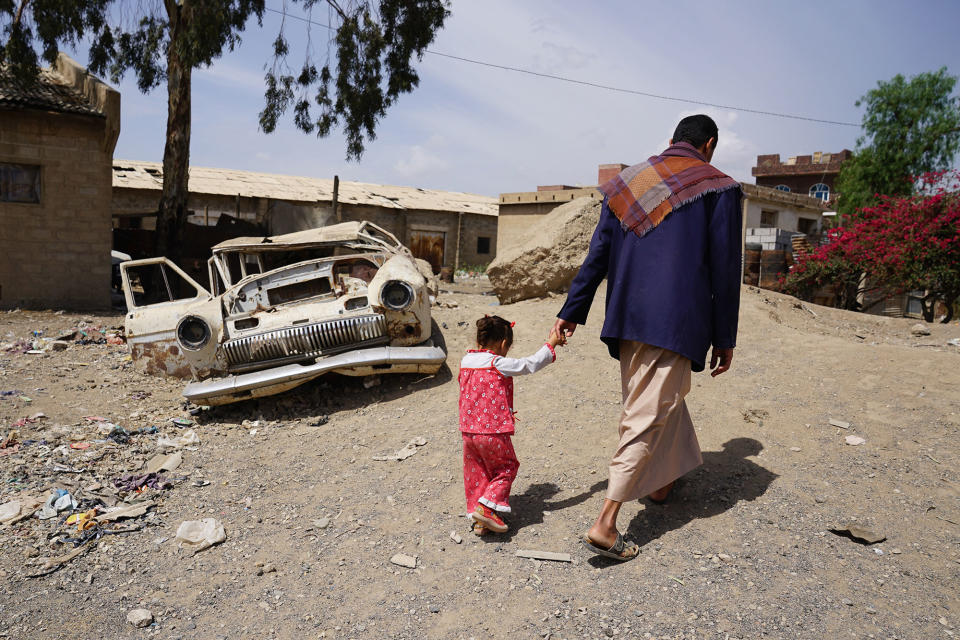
155, 2, 193, 264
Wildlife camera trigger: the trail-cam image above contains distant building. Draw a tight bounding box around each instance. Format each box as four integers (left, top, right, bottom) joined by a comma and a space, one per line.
742, 183, 829, 249
0, 54, 120, 310
751, 150, 851, 203
498, 170, 604, 253
112, 162, 498, 275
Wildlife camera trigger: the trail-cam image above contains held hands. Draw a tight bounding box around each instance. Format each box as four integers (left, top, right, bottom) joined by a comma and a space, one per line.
547, 329, 562, 349
551, 318, 578, 346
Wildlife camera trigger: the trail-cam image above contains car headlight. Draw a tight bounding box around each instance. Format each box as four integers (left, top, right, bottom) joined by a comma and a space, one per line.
177, 315, 211, 350
381, 280, 414, 311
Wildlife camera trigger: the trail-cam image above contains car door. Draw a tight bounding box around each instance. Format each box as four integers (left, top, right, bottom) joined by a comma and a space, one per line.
120, 258, 215, 378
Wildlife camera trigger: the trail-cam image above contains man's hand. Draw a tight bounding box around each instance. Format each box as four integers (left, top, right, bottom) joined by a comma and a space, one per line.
710, 347, 734, 377
552, 318, 578, 345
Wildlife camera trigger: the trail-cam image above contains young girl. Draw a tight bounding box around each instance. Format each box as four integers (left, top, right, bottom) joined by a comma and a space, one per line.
458, 315, 561, 534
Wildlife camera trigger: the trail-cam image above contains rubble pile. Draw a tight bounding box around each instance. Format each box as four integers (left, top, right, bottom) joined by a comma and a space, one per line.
487, 196, 601, 304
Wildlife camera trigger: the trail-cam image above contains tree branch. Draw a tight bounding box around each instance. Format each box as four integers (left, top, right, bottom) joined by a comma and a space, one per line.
325, 0, 348, 20
13, 0, 30, 26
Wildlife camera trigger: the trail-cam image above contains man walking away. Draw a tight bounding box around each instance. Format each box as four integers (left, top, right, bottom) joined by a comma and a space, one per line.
553, 114, 742, 561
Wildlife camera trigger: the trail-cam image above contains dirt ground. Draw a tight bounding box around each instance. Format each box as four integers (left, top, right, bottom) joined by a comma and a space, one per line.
1, 279, 958, 640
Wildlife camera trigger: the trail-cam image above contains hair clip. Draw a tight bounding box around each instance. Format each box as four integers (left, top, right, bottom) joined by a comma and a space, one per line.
510, 322, 516, 327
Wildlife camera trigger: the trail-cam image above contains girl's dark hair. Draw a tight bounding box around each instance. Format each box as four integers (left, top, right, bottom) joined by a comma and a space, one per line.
476, 315, 513, 349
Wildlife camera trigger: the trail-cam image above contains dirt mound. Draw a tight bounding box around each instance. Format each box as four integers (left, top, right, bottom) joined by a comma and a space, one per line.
487, 196, 601, 304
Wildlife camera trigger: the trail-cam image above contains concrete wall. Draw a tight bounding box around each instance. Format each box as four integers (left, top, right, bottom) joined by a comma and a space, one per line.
498, 188, 601, 253
0, 110, 114, 309
113, 188, 266, 230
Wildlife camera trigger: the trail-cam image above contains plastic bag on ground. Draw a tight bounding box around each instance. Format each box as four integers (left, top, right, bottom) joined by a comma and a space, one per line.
157, 429, 200, 449
175, 518, 225, 553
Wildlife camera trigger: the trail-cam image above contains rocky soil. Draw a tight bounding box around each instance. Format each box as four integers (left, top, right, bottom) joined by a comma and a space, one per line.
1, 281, 958, 640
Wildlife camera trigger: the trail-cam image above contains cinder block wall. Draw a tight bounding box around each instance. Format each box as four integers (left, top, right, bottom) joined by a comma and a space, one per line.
0, 110, 113, 309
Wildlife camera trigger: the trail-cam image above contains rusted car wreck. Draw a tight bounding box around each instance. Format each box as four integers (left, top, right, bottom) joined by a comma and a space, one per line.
120, 221, 446, 405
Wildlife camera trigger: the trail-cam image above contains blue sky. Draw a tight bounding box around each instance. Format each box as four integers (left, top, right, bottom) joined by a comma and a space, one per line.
66, 0, 960, 195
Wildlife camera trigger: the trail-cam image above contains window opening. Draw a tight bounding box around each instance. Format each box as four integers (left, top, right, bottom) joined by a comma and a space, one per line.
809, 183, 830, 201
0, 163, 41, 203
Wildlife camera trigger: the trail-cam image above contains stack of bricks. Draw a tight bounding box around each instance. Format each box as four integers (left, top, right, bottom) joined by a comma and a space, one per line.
744, 227, 799, 252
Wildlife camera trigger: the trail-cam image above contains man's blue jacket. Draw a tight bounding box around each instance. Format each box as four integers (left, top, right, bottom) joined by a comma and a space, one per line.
557, 180, 743, 372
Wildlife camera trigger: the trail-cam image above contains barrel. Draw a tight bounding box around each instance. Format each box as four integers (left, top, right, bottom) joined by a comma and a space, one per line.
759, 250, 787, 290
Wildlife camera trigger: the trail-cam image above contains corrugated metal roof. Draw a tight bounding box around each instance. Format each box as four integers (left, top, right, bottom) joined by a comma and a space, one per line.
0, 66, 104, 117
112, 160, 498, 217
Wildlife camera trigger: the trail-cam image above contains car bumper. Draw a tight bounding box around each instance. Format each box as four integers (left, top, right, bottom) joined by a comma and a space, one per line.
182, 344, 446, 405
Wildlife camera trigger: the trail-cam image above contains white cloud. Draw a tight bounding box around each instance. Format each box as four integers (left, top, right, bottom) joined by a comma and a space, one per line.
393, 145, 447, 178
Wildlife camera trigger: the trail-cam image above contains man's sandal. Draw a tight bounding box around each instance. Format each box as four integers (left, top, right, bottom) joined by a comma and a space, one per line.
582, 533, 640, 561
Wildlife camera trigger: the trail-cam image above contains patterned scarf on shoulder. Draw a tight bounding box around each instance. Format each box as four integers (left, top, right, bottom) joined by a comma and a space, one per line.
598, 142, 740, 239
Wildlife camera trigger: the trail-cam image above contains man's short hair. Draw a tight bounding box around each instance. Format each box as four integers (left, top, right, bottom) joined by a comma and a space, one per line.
672, 114, 718, 148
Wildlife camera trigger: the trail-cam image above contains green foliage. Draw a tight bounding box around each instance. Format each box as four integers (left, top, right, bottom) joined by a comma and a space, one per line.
836, 67, 960, 215
260, 0, 449, 160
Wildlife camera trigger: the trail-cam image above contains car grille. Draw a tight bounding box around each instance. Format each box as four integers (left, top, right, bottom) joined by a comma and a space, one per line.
222, 314, 388, 371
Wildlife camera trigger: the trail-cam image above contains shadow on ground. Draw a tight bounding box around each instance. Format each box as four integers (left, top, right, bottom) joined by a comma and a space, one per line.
586, 437, 777, 567
484, 480, 609, 542
194, 363, 455, 425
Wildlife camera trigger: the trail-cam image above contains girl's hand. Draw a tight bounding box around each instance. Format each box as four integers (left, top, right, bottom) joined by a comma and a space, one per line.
548, 329, 563, 349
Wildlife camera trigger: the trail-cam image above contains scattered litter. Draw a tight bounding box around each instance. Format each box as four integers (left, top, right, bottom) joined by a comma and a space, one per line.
829, 419, 851, 429
947, 338, 960, 347
157, 429, 200, 449
130, 391, 152, 400
450, 531, 462, 544
70, 442, 91, 450
390, 553, 418, 569
113, 473, 172, 492
515, 549, 572, 563
145, 451, 182, 474
373, 437, 428, 462
175, 518, 226, 553
829, 525, 886, 545
169, 417, 194, 428
95, 501, 155, 523
107, 425, 131, 444
910, 323, 931, 337
36, 489, 78, 520
309, 416, 330, 427
127, 609, 153, 628
668, 575, 685, 586
363, 375, 382, 389
845, 435, 866, 446
1, 429, 19, 449
0, 495, 42, 526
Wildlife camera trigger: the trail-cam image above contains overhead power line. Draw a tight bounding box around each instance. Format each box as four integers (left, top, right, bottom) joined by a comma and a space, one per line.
264, 6, 860, 128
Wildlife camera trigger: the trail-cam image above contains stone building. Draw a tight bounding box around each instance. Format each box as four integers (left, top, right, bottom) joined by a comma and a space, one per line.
751, 150, 851, 203
0, 54, 120, 309
112, 162, 497, 274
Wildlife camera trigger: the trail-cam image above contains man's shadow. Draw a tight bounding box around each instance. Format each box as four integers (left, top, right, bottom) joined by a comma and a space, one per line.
622, 438, 776, 544
584, 437, 776, 565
